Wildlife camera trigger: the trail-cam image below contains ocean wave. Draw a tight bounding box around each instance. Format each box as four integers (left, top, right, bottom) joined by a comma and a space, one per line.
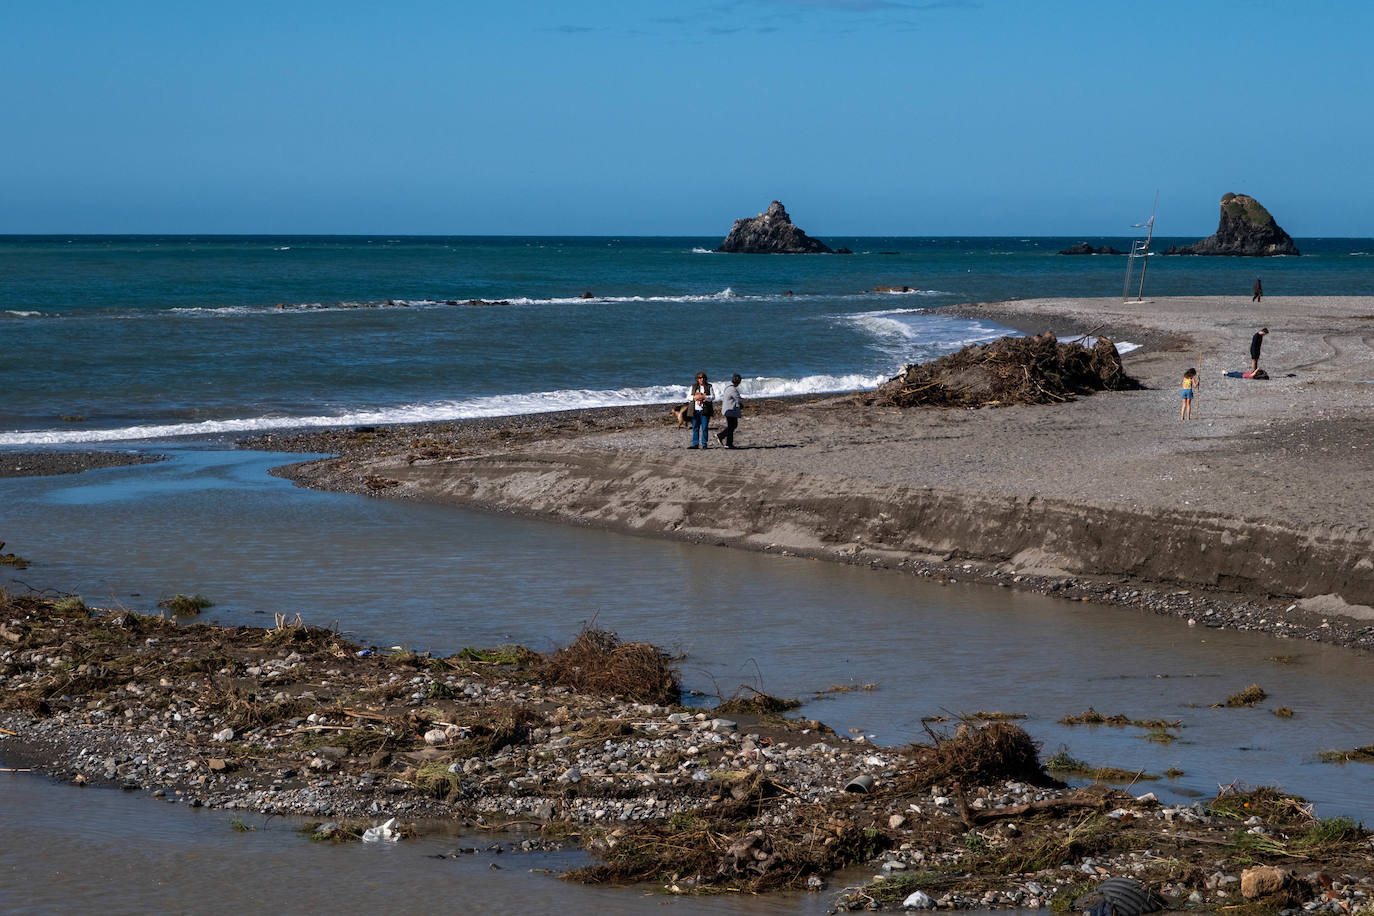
16, 287, 964, 321
0, 372, 893, 446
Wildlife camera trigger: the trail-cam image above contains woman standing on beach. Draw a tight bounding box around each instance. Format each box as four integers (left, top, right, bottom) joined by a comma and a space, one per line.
687, 372, 713, 448
1180, 367, 1198, 420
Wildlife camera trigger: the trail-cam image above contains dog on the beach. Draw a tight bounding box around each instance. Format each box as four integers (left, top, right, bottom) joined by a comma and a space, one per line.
670, 403, 692, 428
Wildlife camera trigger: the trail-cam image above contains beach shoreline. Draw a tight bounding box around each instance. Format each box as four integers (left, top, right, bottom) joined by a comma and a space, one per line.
244, 296, 1374, 650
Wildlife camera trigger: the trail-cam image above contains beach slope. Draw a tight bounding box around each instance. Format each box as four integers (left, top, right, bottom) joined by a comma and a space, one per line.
276, 296, 1374, 633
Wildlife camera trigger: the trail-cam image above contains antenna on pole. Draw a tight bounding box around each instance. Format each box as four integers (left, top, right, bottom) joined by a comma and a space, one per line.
1123, 191, 1158, 302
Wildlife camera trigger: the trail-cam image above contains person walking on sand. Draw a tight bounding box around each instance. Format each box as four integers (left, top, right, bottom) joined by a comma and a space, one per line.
687, 372, 714, 449
1252, 279, 1263, 302
1180, 367, 1198, 420
1250, 327, 1268, 373
716, 373, 744, 449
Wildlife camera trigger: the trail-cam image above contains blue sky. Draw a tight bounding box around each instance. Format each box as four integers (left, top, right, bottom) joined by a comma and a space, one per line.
4, 1, 1371, 235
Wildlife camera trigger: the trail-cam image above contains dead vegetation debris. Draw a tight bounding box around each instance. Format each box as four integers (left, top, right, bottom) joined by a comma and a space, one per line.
1317, 745, 1374, 764
713, 686, 802, 717
538, 626, 679, 705
1044, 748, 1159, 784
863, 333, 1140, 410
898, 722, 1060, 792
157, 593, 214, 617
1058, 708, 1182, 730
5, 589, 1374, 909
1221, 684, 1269, 707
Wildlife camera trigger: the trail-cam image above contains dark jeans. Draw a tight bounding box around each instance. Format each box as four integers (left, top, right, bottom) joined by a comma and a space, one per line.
719, 415, 738, 446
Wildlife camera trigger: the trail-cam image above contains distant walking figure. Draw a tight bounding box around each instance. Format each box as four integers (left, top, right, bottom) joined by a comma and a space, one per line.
687, 372, 713, 449
1252, 279, 1263, 302
1180, 367, 1198, 420
1249, 327, 1268, 373
716, 374, 744, 448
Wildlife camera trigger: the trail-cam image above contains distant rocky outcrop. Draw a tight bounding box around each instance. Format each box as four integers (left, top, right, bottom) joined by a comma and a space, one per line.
716, 201, 834, 254
1165, 193, 1300, 256
1058, 242, 1124, 255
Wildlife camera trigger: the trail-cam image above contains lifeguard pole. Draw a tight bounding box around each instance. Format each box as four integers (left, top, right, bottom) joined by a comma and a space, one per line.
1123, 192, 1158, 302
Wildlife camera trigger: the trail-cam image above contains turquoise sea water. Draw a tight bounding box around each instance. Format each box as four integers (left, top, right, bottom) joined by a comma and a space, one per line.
4, 235, 1371, 444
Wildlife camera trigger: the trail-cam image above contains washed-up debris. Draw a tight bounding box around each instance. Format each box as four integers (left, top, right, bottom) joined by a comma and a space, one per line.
1072, 876, 1164, 916
864, 334, 1139, 410
3, 590, 1374, 909
1221, 683, 1268, 707
158, 593, 213, 617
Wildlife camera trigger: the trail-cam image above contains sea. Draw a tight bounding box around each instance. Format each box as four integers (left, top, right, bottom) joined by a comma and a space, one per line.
4, 236, 1374, 913
4, 234, 1373, 444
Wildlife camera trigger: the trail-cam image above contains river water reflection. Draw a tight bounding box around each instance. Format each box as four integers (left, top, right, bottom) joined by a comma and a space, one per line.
3, 445, 1373, 911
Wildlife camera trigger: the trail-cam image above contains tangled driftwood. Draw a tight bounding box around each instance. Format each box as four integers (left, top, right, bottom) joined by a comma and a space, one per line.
866, 333, 1140, 409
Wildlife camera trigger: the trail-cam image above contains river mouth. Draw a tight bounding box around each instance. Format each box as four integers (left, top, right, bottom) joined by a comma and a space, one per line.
4, 443, 1372, 824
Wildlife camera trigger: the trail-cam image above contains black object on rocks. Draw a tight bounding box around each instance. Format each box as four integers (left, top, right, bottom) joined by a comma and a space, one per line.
1073, 877, 1165, 916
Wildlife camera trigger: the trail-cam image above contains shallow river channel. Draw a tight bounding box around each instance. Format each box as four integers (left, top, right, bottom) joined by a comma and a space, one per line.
3, 445, 1372, 913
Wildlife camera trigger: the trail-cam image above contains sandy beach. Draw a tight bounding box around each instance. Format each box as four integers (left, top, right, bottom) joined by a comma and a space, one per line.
260, 296, 1374, 642
8, 295, 1374, 909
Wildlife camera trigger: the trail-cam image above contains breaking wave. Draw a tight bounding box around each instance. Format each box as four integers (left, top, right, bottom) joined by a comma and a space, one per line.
0, 372, 892, 446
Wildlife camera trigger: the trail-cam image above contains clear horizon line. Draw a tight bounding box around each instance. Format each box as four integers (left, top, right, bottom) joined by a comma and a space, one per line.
0, 231, 1361, 240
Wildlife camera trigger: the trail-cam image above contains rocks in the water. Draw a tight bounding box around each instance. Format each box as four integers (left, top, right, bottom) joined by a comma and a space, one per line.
1165, 193, 1300, 256
716, 201, 834, 253
1058, 242, 1125, 255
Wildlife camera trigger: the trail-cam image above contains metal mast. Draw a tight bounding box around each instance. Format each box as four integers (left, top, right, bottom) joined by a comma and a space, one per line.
1123, 192, 1158, 302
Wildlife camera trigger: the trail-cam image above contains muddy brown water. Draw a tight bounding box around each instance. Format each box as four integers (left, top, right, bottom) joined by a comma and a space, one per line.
3, 445, 1373, 912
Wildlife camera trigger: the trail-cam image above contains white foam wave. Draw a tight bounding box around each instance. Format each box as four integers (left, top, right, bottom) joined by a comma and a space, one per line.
4, 310, 42, 317
0, 372, 892, 446
849, 313, 922, 340
159, 289, 747, 316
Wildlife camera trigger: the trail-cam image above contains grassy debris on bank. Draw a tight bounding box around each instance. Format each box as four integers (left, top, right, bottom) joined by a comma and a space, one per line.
157, 593, 214, 617
865, 334, 1140, 410
3, 589, 1374, 910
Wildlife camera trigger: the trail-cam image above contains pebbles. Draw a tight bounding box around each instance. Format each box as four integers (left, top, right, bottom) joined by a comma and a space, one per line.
4, 593, 1374, 909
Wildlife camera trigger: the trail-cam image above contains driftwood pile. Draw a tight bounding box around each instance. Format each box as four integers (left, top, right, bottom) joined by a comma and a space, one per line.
867, 333, 1139, 409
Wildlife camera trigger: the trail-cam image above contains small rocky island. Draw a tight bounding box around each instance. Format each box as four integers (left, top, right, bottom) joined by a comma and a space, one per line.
716, 200, 835, 253
1058, 242, 1124, 255
1165, 193, 1300, 256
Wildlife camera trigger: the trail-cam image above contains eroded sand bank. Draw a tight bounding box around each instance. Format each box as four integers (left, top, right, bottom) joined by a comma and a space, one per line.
263, 296, 1374, 639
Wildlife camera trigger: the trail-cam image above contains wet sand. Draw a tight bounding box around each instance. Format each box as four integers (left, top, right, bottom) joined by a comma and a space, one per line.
0, 450, 161, 478
256, 296, 1374, 644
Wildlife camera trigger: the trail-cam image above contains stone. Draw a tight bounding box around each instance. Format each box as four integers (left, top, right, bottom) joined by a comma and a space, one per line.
716, 201, 834, 254
212, 728, 234, 743
889, 814, 907, 829
1241, 866, 1288, 899
903, 890, 934, 909
1165, 193, 1300, 256
1058, 242, 1125, 255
